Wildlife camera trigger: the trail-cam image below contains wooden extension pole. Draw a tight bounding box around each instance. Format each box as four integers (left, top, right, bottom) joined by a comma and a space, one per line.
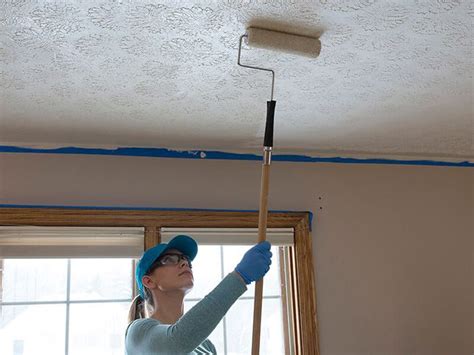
251, 160, 271, 355
251, 100, 276, 355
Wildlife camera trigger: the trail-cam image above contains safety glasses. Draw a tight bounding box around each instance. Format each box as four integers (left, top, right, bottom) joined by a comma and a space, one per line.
147, 253, 192, 274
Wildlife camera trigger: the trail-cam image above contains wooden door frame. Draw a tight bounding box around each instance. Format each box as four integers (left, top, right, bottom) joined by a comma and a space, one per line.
0, 207, 320, 355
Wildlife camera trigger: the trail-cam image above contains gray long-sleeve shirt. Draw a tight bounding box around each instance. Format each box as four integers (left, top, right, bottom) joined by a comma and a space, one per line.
125, 272, 247, 354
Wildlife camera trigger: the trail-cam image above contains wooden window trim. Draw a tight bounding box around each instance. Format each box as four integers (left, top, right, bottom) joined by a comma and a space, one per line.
0, 207, 320, 355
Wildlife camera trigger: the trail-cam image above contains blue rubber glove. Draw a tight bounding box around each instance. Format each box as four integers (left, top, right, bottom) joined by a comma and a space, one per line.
234, 241, 272, 285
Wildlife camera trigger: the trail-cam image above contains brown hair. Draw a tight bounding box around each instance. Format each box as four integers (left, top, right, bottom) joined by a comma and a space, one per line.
127, 287, 154, 323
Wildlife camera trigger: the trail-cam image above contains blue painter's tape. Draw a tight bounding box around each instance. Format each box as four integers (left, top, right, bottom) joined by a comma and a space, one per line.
0, 204, 314, 231
0, 145, 471, 167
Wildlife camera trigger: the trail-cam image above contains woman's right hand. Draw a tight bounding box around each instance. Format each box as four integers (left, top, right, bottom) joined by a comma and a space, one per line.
234, 241, 272, 285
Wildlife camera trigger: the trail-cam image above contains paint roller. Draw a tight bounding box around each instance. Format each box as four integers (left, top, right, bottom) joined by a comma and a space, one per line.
237, 27, 321, 355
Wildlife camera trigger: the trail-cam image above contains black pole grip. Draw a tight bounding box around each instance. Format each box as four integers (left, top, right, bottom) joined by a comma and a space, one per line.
264, 100, 276, 148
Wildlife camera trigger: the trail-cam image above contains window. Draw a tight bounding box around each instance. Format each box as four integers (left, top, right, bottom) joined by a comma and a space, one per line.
0, 227, 296, 355
162, 228, 296, 355
0, 227, 143, 355
0, 208, 319, 354
0, 258, 134, 355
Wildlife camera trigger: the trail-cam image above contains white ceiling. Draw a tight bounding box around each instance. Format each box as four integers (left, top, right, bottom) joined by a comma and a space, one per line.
1, 1, 472, 161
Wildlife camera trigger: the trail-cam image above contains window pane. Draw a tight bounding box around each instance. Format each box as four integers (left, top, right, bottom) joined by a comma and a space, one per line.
222, 246, 281, 296
186, 246, 222, 299
69, 302, 129, 355
2, 259, 67, 302
0, 304, 66, 355
225, 298, 285, 355
184, 300, 225, 353
69, 259, 132, 300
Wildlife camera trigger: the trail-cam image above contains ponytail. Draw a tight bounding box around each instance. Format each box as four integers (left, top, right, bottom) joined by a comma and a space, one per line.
128, 287, 155, 323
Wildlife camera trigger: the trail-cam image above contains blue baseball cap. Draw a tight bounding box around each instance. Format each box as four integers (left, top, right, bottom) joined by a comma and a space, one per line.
135, 235, 198, 298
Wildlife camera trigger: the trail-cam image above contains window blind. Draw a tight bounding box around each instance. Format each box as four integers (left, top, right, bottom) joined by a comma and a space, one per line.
0, 226, 144, 258
161, 228, 294, 246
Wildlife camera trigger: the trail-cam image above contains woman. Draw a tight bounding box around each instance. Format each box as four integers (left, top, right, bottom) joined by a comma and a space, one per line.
125, 234, 272, 354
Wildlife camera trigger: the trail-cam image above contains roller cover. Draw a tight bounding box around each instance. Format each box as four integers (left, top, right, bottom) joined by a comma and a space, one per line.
246, 27, 321, 58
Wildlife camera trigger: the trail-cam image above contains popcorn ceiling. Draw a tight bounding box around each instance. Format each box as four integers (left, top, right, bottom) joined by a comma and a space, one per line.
0, 0, 472, 160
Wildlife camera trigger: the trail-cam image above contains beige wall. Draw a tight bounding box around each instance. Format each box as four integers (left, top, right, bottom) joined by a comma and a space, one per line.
1, 153, 472, 355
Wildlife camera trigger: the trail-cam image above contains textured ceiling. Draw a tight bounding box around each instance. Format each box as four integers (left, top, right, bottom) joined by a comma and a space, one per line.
0, 0, 472, 161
